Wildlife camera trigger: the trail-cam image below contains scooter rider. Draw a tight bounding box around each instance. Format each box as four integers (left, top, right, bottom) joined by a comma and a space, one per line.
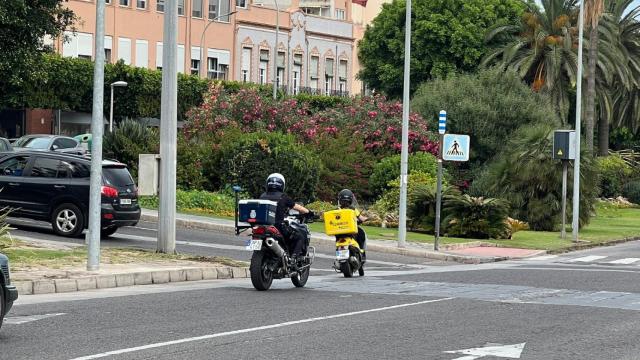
260, 173, 313, 263
337, 189, 367, 258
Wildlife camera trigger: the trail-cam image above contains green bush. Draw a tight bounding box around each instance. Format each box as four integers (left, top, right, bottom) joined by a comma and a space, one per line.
306, 201, 336, 213
139, 190, 235, 217
623, 181, 640, 204
373, 171, 439, 228
294, 93, 349, 111
369, 152, 439, 198
412, 68, 561, 168
218, 132, 321, 202
470, 123, 600, 231
443, 194, 510, 239
597, 154, 633, 198
315, 135, 376, 201
103, 119, 159, 180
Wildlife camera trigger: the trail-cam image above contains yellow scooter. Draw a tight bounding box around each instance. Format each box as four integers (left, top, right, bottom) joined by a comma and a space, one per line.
323, 209, 366, 277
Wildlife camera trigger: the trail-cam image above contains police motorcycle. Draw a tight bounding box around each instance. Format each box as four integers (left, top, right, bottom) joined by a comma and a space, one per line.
235, 197, 317, 291
323, 190, 367, 278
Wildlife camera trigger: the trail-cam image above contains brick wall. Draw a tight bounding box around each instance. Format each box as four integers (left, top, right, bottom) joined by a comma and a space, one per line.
25, 109, 54, 134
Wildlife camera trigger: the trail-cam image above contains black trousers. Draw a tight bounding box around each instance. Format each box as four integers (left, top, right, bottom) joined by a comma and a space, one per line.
277, 224, 307, 257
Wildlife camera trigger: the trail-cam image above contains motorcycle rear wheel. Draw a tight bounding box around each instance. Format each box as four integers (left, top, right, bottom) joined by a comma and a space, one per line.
250, 250, 273, 291
340, 261, 353, 278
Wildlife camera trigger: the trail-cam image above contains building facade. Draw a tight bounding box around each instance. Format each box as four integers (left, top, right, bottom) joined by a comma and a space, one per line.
53, 0, 358, 97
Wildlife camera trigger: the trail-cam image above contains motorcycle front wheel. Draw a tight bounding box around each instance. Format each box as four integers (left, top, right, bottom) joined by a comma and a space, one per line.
291, 266, 309, 287
250, 250, 274, 291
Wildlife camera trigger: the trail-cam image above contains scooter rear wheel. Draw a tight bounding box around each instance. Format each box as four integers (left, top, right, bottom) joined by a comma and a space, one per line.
340, 261, 353, 278
358, 266, 364, 277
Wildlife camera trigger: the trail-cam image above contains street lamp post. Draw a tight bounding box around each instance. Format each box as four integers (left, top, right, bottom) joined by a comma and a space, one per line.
398, 0, 412, 248
199, 11, 238, 79
109, 81, 128, 133
572, 0, 585, 243
273, 0, 279, 100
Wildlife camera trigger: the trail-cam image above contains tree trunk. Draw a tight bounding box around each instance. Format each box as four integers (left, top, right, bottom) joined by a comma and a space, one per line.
598, 99, 609, 156
585, 25, 598, 154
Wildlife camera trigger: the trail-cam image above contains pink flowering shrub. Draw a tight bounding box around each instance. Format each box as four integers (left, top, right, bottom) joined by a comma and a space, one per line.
184, 83, 438, 157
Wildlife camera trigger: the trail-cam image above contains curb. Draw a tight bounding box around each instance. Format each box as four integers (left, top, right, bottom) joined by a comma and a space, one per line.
547, 236, 640, 254
12, 266, 249, 296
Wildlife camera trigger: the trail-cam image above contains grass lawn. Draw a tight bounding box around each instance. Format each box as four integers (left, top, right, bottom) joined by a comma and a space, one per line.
0, 237, 246, 270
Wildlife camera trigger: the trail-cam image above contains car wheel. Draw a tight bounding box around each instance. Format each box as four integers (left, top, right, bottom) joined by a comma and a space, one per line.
101, 226, 118, 238
0, 284, 5, 331
51, 203, 85, 237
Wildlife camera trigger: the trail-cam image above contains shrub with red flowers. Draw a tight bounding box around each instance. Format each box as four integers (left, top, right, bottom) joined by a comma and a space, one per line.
184, 83, 438, 157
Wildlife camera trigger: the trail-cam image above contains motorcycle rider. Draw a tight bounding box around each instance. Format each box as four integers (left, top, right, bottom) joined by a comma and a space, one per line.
337, 189, 367, 258
260, 173, 313, 265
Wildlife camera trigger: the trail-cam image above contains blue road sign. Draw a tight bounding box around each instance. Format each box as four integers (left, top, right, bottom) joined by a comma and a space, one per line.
438, 110, 446, 135
442, 134, 470, 162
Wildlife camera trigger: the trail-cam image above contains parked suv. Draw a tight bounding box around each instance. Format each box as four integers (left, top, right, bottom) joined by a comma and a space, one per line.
0, 151, 140, 237
0, 253, 18, 331
13, 135, 85, 155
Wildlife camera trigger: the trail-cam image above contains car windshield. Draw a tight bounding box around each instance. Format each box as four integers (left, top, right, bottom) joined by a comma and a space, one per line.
15, 137, 51, 149
103, 166, 134, 187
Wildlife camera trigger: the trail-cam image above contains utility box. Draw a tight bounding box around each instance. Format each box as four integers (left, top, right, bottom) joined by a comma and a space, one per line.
138, 154, 160, 196
553, 130, 576, 160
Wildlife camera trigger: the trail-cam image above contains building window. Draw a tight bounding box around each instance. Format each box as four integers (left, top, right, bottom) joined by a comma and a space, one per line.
259, 50, 269, 85
178, 0, 184, 15
136, 40, 149, 68
325, 58, 334, 95
137, 0, 146, 9
241, 47, 251, 83
191, 59, 200, 75
62, 31, 93, 60
276, 51, 285, 87
119, 0, 129, 6
339, 59, 347, 94
105, 49, 112, 63
293, 53, 302, 94
192, 0, 202, 17
106, 0, 111, 4
236, 0, 247, 8
335, 9, 345, 20
208, 57, 228, 80
157, 0, 164, 12
209, 0, 230, 21
156, 42, 163, 70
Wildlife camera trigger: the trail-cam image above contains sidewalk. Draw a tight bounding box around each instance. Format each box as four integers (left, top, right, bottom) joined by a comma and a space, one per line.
140, 209, 545, 264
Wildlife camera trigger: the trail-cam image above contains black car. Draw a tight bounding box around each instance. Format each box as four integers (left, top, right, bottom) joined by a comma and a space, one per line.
12, 135, 85, 155
0, 253, 18, 331
0, 151, 140, 237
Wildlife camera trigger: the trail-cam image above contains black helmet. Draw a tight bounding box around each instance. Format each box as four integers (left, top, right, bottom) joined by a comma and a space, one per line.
338, 189, 355, 208
266, 173, 286, 192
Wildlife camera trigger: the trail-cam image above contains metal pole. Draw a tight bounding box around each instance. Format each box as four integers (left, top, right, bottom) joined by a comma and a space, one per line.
199, 12, 237, 79
57, 109, 61, 135
572, 0, 585, 243
87, 0, 106, 271
435, 135, 443, 251
158, 0, 178, 254
398, 0, 411, 248
273, 0, 279, 100
562, 161, 568, 240
109, 85, 114, 133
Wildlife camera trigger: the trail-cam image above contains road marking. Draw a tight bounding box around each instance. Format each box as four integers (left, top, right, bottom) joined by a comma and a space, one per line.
608, 258, 640, 265
3, 313, 66, 325
566, 255, 607, 263
524, 255, 557, 261
68, 297, 453, 360
445, 342, 526, 359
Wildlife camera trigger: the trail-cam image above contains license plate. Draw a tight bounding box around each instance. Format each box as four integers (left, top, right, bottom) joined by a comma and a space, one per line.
120, 198, 132, 205
336, 249, 350, 260
245, 239, 262, 251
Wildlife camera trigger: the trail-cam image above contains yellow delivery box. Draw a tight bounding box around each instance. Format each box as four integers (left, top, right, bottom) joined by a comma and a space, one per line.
323, 209, 358, 236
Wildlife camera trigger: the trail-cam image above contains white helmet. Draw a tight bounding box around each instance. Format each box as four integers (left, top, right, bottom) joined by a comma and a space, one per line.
266, 173, 286, 192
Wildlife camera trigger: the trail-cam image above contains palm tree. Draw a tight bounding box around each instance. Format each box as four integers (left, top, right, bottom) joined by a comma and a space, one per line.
482, 0, 580, 124
601, 0, 640, 155
584, 0, 605, 154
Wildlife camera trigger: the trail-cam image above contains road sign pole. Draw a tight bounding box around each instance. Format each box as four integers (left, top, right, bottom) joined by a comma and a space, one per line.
572, 0, 585, 243
398, 0, 412, 249
86, 0, 106, 271
435, 110, 446, 251
561, 160, 568, 240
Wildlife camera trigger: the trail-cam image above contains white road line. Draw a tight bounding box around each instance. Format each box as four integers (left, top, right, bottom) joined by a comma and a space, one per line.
3, 313, 66, 325
608, 258, 640, 265
68, 297, 454, 360
566, 255, 608, 263
524, 255, 558, 261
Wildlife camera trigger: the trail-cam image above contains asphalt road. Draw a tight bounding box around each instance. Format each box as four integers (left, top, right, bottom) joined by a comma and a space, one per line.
3, 219, 640, 359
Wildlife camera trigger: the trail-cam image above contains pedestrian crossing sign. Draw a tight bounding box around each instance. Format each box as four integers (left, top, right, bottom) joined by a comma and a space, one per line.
442, 134, 470, 162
